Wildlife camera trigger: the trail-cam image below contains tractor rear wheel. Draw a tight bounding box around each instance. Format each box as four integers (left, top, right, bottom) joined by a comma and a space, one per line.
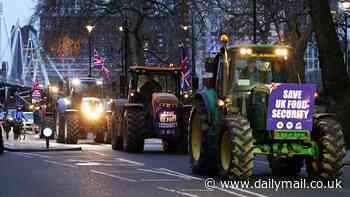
306, 117, 346, 179
218, 116, 254, 179
190, 100, 218, 175
123, 108, 144, 153
112, 112, 123, 150
65, 114, 79, 144
268, 156, 304, 176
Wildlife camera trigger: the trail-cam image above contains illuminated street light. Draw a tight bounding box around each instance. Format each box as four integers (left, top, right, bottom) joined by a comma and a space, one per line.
86, 25, 95, 33
50, 85, 59, 93
181, 25, 190, 31
118, 26, 124, 32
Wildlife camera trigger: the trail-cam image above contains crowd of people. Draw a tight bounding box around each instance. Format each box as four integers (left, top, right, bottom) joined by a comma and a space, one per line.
0, 104, 45, 142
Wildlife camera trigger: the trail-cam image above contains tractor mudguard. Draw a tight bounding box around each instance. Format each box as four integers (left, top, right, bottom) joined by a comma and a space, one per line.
313, 113, 336, 121
194, 89, 219, 126
64, 109, 79, 114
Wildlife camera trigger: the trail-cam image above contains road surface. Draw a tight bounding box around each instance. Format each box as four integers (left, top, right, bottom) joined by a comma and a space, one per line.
0, 142, 348, 197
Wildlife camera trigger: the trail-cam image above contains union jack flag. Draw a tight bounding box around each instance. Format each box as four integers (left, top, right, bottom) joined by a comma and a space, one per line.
93, 49, 104, 69
93, 49, 111, 79
180, 45, 192, 90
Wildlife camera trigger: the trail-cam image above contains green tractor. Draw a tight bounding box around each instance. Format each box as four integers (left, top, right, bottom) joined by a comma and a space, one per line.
189, 38, 346, 179
56, 77, 112, 144
111, 66, 192, 153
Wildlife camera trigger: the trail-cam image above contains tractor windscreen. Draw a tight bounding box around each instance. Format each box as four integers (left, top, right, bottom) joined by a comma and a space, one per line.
137, 73, 179, 94
234, 53, 288, 86
71, 79, 104, 98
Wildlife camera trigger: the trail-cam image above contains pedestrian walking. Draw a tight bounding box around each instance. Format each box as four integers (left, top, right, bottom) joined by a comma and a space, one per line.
13, 106, 26, 141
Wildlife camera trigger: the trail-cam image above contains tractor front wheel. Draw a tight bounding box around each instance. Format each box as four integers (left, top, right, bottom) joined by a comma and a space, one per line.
190, 100, 217, 175
123, 108, 144, 153
306, 117, 346, 179
218, 116, 254, 179
65, 114, 79, 144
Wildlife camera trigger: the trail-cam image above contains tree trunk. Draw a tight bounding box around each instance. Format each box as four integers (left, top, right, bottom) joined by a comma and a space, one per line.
285, 14, 312, 83
308, 0, 349, 101
308, 0, 350, 148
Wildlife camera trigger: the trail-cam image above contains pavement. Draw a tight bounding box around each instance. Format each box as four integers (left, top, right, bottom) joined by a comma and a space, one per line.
1, 130, 82, 152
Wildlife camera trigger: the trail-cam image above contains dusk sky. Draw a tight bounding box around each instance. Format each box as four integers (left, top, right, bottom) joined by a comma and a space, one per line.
1, 0, 35, 62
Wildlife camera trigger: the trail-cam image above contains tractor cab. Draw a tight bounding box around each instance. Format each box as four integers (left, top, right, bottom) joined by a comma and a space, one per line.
127, 66, 182, 104
68, 77, 105, 99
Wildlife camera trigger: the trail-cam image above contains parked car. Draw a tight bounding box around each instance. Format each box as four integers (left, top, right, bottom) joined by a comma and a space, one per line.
22, 112, 34, 131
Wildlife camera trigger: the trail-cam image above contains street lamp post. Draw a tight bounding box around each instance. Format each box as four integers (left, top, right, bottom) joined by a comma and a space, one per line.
86, 25, 95, 77
253, 0, 257, 44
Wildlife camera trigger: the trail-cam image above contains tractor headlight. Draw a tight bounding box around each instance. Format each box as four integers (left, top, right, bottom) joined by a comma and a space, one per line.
275, 48, 288, 58
183, 93, 189, 99
81, 100, 104, 119
217, 99, 225, 107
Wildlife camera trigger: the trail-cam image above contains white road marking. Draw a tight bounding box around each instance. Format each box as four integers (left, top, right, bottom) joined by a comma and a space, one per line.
213, 186, 250, 197
118, 158, 144, 166
43, 160, 78, 168
75, 162, 114, 166
138, 168, 192, 180
158, 168, 202, 181
68, 159, 116, 163
23, 153, 51, 159
157, 186, 200, 197
214, 185, 269, 197
90, 151, 107, 156
140, 178, 181, 182
90, 170, 137, 182
13, 153, 35, 159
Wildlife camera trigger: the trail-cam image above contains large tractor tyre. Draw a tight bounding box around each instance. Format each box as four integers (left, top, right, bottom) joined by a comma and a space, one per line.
105, 115, 113, 144
56, 113, 65, 143
123, 108, 145, 153
111, 112, 123, 150
306, 117, 346, 179
190, 100, 218, 175
64, 114, 79, 144
218, 116, 254, 179
268, 156, 304, 176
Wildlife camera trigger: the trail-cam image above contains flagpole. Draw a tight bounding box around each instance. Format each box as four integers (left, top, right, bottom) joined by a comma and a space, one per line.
86, 25, 95, 77
88, 35, 92, 77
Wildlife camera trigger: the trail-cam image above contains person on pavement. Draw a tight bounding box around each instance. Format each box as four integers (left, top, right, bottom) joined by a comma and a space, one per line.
14, 106, 27, 141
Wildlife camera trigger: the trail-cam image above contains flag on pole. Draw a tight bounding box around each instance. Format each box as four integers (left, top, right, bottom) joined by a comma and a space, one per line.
93, 49, 104, 69
93, 49, 111, 79
179, 45, 192, 90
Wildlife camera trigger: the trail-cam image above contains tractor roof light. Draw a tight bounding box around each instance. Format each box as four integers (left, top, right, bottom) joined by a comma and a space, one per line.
220, 34, 230, 44
72, 78, 81, 86
239, 48, 253, 56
